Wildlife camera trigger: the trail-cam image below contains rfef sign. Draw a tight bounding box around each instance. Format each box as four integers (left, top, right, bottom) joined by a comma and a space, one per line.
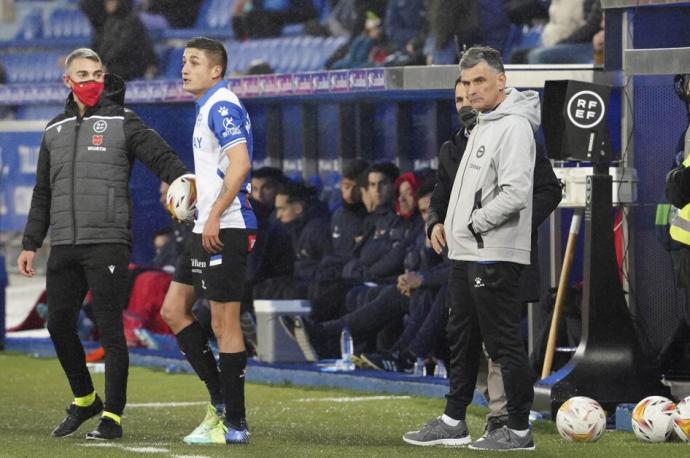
567, 90, 605, 129
542, 80, 612, 162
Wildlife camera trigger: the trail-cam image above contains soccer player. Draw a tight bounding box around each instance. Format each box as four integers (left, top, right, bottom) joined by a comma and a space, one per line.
17, 48, 189, 440
160, 37, 257, 445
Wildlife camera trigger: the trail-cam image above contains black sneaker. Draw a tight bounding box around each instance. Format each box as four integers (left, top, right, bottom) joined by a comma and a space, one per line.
86, 417, 123, 440
468, 425, 535, 451
51, 395, 104, 437
402, 417, 471, 446
481, 415, 509, 438
360, 352, 403, 372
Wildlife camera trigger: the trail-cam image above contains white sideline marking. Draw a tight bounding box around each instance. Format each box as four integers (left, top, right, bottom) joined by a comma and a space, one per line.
123, 447, 169, 453
172, 455, 213, 458
295, 395, 411, 403
127, 401, 207, 408
79, 443, 170, 453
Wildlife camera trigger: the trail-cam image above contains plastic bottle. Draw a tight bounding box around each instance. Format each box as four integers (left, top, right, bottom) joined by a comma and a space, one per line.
412, 357, 427, 376
434, 360, 447, 379
339, 327, 355, 371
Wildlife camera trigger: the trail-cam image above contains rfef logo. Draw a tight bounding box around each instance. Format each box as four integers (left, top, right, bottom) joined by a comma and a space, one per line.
566, 90, 605, 129
92, 135, 103, 146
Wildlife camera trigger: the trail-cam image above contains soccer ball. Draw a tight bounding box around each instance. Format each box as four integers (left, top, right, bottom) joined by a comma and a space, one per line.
166, 174, 197, 222
556, 396, 607, 442
631, 396, 676, 442
672, 396, 690, 441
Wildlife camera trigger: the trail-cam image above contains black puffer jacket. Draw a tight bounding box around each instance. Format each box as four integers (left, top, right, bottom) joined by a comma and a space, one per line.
22, 74, 188, 251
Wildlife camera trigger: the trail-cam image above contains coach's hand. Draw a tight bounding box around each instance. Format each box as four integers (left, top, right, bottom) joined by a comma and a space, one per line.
17, 250, 36, 278
202, 216, 224, 253
430, 223, 446, 255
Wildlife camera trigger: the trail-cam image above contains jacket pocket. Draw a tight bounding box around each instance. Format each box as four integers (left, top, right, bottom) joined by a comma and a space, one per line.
467, 189, 484, 249
106, 186, 115, 222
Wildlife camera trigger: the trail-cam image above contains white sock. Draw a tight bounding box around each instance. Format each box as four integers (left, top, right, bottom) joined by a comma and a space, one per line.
441, 414, 461, 426
511, 428, 529, 437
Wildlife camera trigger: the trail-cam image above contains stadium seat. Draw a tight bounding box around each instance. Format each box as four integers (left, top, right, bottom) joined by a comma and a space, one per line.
161, 0, 235, 40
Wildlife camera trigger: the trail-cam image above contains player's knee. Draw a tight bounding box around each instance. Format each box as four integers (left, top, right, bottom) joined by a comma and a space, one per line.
161, 300, 183, 326
211, 318, 225, 340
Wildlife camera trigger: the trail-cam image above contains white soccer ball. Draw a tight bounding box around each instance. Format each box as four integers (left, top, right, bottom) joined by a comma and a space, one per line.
631, 395, 676, 442
556, 396, 607, 442
166, 174, 197, 222
672, 396, 690, 441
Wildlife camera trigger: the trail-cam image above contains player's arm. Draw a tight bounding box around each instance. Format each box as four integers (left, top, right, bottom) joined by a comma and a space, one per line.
202, 143, 251, 253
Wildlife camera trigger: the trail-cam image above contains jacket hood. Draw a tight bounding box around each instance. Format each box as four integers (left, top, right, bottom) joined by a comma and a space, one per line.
478, 88, 541, 132
65, 73, 127, 113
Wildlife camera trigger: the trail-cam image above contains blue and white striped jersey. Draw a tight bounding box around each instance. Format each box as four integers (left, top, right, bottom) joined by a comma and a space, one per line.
192, 80, 257, 232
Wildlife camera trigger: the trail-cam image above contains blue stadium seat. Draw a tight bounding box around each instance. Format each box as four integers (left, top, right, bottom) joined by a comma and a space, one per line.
163, 47, 185, 79
162, 0, 235, 40
15, 104, 64, 120
14, 9, 43, 41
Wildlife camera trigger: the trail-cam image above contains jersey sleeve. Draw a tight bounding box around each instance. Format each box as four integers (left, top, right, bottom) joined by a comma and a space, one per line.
208, 100, 248, 151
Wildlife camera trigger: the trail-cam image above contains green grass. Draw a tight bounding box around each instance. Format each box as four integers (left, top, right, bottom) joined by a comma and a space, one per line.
0, 352, 688, 457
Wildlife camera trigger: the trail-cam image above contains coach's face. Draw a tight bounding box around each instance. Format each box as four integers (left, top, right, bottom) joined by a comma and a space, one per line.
461, 61, 506, 113
182, 48, 222, 99
454, 82, 470, 113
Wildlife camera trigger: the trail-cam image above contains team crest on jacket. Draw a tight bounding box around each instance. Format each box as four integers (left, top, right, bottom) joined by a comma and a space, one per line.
93, 120, 107, 133
476, 145, 485, 158
92, 135, 103, 146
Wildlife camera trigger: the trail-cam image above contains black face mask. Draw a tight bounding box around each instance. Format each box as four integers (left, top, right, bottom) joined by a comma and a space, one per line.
458, 106, 478, 131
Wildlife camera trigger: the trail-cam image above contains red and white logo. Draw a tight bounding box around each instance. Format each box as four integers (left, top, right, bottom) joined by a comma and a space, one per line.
247, 234, 257, 252
92, 135, 103, 146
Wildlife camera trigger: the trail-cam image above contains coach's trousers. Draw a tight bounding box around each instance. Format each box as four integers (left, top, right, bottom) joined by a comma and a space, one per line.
444, 261, 534, 431
46, 244, 130, 416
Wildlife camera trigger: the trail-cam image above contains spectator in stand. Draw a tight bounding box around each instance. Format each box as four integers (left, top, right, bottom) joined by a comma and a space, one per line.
527, 0, 602, 64
142, 0, 203, 28
508, 0, 586, 64
330, 11, 385, 70
384, 0, 425, 51
79, 0, 107, 53
97, 0, 159, 80
253, 182, 331, 299
232, 0, 317, 39
0, 60, 12, 119
424, 0, 511, 65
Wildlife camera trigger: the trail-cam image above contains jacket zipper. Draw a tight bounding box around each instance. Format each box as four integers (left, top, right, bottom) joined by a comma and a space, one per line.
450, 121, 480, 235
72, 117, 81, 244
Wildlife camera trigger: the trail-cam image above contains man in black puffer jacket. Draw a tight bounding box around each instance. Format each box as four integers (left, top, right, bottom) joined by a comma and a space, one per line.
17, 48, 189, 440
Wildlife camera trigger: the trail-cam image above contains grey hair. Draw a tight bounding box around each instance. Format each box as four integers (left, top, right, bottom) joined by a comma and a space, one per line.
65, 48, 102, 71
459, 46, 504, 74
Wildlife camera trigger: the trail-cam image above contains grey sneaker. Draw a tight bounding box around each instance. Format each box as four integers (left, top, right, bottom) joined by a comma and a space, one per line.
402, 417, 471, 447
481, 415, 509, 439
469, 425, 535, 451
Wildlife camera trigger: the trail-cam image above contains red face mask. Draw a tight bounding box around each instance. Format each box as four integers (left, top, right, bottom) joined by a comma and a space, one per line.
69, 78, 104, 107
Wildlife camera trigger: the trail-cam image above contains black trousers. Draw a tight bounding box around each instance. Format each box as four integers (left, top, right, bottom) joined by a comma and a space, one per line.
46, 244, 130, 416
444, 261, 534, 430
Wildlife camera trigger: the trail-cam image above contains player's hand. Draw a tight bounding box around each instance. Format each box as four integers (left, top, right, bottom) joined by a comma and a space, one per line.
202, 216, 223, 253
430, 223, 446, 255
17, 250, 36, 278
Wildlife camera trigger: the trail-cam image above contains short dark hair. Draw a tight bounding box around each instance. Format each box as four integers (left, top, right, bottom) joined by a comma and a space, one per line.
185, 37, 228, 78
417, 178, 437, 199
459, 46, 505, 75
277, 181, 317, 204
368, 162, 400, 185
454, 74, 463, 88
342, 159, 370, 180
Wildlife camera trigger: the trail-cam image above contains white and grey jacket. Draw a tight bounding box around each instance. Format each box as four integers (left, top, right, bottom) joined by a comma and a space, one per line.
444, 88, 540, 265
